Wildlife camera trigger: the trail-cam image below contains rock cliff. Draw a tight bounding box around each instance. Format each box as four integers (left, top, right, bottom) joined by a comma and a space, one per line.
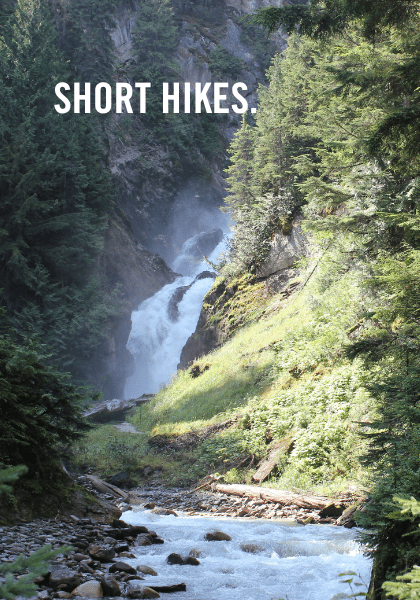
88, 0, 287, 397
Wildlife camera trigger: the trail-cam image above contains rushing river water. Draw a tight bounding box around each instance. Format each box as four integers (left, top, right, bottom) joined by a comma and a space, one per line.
123, 509, 372, 600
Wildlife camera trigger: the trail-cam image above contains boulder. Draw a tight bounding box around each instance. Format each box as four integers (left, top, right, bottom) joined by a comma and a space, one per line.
71, 581, 102, 597
114, 542, 130, 553
319, 503, 345, 518
336, 500, 364, 528
109, 561, 137, 575
240, 543, 264, 554
135, 534, 152, 546
204, 530, 231, 541
49, 567, 81, 591
167, 553, 184, 565
100, 575, 121, 597
129, 525, 151, 535
88, 546, 116, 562
149, 584, 187, 593
195, 270, 217, 280
136, 565, 158, 576
257, 222, 307, 278
151, 507, 177, 517
167, 553, 200, 566
106, 471, 135, 489
126, 583, 160, 598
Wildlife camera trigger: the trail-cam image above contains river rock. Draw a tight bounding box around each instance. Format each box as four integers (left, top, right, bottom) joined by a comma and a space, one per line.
319, 503, 345, 518
195, 270, 217, 280
88, 545, 116, 562
130, 525, 151, 535
106, 471, 135, 490
49, 567, 81, 591
151, 508, 177, 517
73, 554, 89, 562
188, 548, 204, 558
167, 553, 184, 565
71, 581, 103, 597
149, 584, 187, 593
204, 530, 231, 541
109, 561, 137, 575
135, 534, 152, 546
78, 561, 95, 574
100, 575, 121, 596
136, 565, 158, 576
240, 543, 264, 554
114, 542, 130, 553
126, 583, 160, 598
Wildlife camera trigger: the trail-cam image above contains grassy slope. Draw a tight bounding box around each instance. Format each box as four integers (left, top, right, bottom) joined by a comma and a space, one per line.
74, 242, 376, 495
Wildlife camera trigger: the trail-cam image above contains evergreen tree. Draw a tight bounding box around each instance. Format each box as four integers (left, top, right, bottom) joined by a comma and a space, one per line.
252, 0, 417, 41
0, 310, 91, 482
0, 0, 121, 380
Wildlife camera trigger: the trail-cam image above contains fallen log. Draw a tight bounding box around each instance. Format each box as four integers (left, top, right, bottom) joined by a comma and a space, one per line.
212, 483, 330, 509
84, 395, 154, 424
86, 475, 129, 500
252, 439, 292, 483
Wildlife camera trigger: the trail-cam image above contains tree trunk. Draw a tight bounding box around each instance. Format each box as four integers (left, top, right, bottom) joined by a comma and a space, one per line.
212, 483, 330, 509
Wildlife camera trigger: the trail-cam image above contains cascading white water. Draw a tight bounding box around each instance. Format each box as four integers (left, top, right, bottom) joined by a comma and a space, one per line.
122, 509, 372, 600
124, 236, 227, 399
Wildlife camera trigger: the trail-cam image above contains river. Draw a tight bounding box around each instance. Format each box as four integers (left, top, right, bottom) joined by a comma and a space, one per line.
122, 508, 372, 600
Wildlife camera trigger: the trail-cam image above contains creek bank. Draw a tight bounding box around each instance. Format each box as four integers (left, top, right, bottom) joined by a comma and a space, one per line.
0, 474, 366, 599
78, 472, 362, 527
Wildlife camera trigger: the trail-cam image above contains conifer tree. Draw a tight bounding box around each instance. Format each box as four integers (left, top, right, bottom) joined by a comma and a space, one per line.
0, 0, 120, 380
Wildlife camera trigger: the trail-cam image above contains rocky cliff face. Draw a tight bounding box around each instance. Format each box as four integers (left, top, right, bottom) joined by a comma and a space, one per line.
89, 0, 287, 398
108, 0, 286, 253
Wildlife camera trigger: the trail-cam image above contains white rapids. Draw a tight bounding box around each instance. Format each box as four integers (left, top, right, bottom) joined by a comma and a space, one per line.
122, 509, 372, 600
124, 235, 227, 399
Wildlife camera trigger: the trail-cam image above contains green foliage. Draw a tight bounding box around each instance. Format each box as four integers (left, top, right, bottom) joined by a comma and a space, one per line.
252, 0, 417, 41
115, 246, 373, 492
0, 0, 121, 380
0, 543, 71, 600
55, 0, 120, 83
0, 465, 27, 497
231, 11, 420, 596
128, 0, 223, 163
0, 310, 91, 481
208, 44, 243, 80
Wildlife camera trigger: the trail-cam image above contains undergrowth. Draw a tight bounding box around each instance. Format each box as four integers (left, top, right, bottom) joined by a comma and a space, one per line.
73, 238, 376, 492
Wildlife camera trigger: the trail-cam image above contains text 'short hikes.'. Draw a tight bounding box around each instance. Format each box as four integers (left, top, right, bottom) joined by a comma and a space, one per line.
54, 82, 257, 114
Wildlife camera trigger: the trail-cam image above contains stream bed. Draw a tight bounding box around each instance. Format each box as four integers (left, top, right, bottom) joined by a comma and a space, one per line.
123, 508, 372, 600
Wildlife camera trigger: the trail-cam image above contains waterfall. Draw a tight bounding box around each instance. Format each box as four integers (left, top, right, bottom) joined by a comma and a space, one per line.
124, 234, 227, 399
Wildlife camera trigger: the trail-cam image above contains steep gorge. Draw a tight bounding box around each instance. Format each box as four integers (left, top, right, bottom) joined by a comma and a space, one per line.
97, 0, 287, 398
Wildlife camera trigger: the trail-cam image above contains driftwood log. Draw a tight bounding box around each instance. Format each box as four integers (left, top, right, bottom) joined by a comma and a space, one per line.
212, 483, 330, 509
252, 439, 293, 483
